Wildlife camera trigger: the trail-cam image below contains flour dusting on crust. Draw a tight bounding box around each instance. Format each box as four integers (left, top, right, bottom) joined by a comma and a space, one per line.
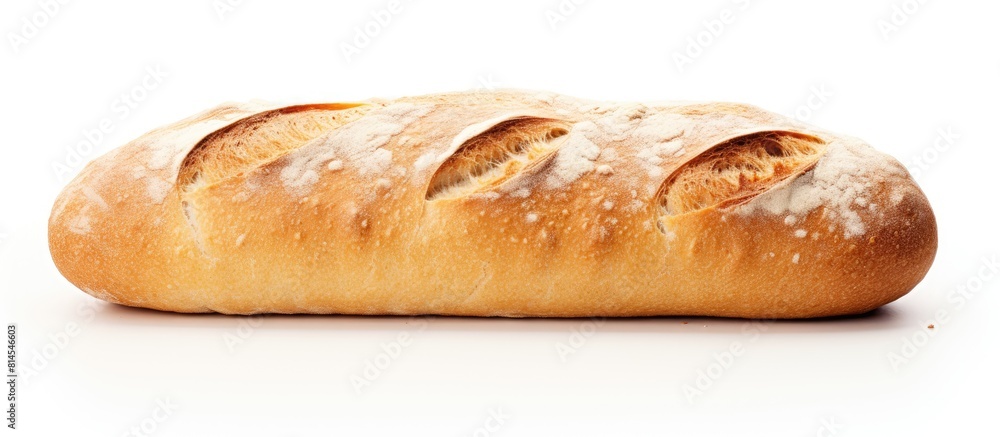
735, 137, 906, 238
280, 103, 434, 191
135, 103, 270, 204
545, 121, 601, 189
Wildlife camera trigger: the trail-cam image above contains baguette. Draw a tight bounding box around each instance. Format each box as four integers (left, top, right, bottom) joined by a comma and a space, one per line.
48, 90, 937, 318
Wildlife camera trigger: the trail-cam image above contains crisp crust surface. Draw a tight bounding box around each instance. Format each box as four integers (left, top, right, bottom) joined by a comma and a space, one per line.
48, 91, 938, 318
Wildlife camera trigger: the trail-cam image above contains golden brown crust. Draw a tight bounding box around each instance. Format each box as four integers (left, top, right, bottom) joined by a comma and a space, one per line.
48, 91, 937, 318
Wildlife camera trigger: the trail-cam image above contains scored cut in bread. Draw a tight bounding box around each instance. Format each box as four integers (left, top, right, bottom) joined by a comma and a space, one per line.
48, 91, 937, 318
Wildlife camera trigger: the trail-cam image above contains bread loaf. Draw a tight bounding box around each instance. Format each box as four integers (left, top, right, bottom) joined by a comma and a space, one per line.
48, 91, 937, 318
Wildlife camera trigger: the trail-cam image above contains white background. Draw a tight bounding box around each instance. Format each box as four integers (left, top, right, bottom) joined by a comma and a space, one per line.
2, 0, 998, 435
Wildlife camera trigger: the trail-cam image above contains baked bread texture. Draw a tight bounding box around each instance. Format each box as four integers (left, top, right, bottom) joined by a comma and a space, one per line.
48, 91, 937, 318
